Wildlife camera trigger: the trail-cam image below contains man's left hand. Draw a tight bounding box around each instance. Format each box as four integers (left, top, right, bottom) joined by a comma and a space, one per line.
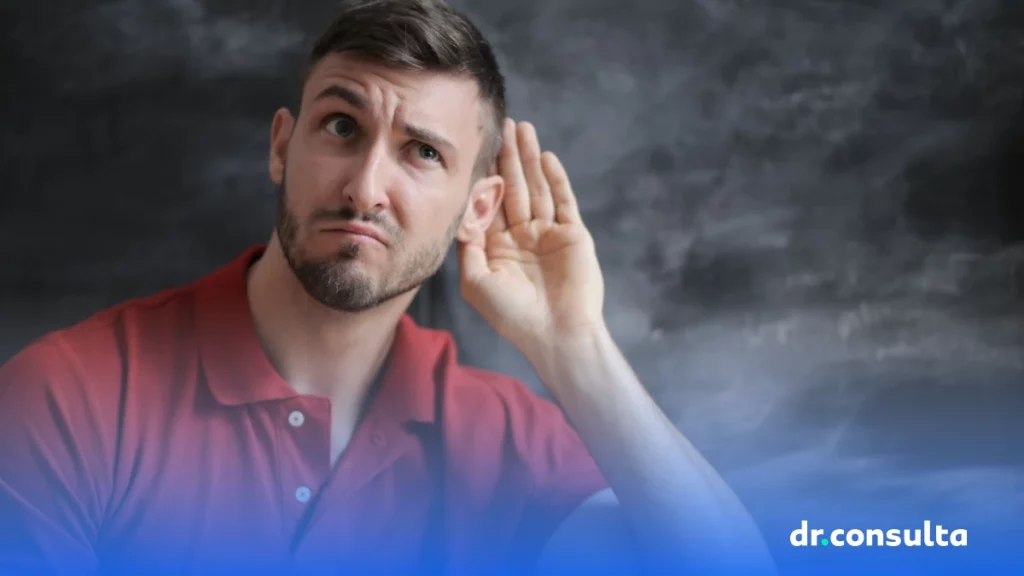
458, 118, 606, 351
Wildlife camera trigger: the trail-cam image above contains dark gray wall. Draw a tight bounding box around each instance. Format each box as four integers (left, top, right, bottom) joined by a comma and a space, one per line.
3, 0, 1024, 558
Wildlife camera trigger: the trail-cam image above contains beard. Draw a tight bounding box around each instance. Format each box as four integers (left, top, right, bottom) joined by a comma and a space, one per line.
275, 178, 465, 312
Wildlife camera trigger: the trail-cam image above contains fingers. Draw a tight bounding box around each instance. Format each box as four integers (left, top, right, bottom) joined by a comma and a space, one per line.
540, 151, 581, 224
516, 122, 555, 222
497, 117, 576, 225
497, 119, 531, 227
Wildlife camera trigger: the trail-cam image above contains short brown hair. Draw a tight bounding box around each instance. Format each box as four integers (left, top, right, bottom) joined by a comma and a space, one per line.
304, 0, 506, 180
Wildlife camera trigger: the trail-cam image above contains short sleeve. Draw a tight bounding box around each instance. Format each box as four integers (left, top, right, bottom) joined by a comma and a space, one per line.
504, 383, 609, 567
0, 337, 111, 576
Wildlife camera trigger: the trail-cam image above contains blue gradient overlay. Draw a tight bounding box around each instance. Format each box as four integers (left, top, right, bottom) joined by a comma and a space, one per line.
2, 512, 1022, 574
4, 496, 1021, 575
4, 439, 1022, 575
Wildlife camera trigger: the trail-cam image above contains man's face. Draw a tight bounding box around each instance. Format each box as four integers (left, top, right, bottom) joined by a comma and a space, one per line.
268, 53, 500, 311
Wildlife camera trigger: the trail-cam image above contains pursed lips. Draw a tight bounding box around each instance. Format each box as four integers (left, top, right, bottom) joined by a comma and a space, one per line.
319, 222, 388, 246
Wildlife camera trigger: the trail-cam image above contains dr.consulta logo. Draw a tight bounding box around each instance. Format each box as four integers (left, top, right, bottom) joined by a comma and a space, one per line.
791, 521, 968, 547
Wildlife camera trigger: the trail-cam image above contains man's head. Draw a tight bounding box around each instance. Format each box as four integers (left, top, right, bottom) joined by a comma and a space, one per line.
267, 0, 507, 311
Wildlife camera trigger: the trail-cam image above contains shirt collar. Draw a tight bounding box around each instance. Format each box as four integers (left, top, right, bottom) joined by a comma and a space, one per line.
193, 245, 443, 427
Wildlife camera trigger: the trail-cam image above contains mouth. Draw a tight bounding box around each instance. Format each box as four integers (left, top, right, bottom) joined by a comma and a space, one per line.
319, 222, 388, 246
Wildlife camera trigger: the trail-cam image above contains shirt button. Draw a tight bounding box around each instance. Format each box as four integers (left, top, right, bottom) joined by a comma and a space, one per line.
295, 486, 312, 503
288, 411, 305, 427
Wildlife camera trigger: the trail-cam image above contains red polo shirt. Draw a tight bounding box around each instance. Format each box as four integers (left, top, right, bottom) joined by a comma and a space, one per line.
0, 246, 607, 576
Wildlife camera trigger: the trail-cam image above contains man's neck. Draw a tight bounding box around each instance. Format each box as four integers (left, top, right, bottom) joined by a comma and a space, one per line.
244, 240, 417, 403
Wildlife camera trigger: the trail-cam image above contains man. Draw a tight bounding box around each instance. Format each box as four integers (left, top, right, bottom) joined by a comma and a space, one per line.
0, 1, 775, 575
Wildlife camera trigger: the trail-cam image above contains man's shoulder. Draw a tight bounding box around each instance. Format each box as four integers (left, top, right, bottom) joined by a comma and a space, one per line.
405, 322, 565, 432
4, 248, 257, 386
405, 321, 545, 406
1, 277, 208, 400
413, 325, 600, 492
451, 362, 546, 409
73, 282, 200, 348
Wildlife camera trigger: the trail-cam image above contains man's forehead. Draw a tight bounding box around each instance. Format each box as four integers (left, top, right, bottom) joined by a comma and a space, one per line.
304, 55, 483, 127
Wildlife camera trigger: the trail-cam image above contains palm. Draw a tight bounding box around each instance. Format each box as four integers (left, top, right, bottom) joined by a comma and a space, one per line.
458, 120, 604, 345
481, 220, 584, 313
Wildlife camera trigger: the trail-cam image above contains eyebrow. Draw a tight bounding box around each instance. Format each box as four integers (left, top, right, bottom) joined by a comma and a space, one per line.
313, 84, 366, 109
313, 83, 456, 154
403, 123, 455, 155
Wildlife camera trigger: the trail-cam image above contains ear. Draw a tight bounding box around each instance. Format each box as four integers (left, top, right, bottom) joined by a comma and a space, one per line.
456, 174, 505, 244
269, 107, 296, 186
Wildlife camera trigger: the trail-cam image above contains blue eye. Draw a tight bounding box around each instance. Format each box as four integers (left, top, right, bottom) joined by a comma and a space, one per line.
417, 143, 440, 163
325, 115, 356, 138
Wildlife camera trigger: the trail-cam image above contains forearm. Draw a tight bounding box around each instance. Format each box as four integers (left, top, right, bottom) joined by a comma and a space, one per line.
523, 324, 776, 575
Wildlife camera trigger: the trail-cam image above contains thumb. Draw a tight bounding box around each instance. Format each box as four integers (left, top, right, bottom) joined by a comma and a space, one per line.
457, 239, 490, 285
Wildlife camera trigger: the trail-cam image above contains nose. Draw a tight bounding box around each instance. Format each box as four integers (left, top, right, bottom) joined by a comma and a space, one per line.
342, 142, 392, 213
